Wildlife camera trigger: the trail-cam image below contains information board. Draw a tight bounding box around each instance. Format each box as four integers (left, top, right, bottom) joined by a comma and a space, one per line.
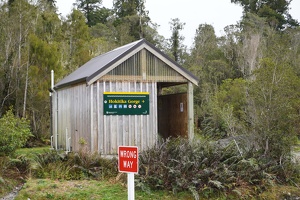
103, 92, 149, 115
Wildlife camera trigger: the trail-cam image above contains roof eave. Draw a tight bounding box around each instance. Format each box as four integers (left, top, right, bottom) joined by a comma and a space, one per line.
54, 77, 87, 90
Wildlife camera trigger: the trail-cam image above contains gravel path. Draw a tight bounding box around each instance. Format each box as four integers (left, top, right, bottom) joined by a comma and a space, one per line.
0, 185, 23, 200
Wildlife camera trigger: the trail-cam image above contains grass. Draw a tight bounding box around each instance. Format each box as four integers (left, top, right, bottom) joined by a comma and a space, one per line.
14, 178, 300, 200
294, 138, 300, 152
258, 185, 300, 200
15, 146, 51, 158
16, 178, 194, 200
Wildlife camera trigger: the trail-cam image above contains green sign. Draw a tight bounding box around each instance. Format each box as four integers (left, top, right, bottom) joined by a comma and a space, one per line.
103, 92, 149, 115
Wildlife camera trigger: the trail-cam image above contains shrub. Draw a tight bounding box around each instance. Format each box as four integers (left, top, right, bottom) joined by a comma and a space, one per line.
31, 150, 118, 180
137, 138, 300, 199
0, 108, 32, 156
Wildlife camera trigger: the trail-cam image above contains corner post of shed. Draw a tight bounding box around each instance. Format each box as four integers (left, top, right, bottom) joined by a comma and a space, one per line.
187, 82, 194, 141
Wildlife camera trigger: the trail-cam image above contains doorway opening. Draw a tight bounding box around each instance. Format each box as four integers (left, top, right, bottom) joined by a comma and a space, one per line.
157, 82, 188, 139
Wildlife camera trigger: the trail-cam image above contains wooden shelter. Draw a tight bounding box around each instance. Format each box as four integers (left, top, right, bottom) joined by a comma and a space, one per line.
50, 39, 199, 155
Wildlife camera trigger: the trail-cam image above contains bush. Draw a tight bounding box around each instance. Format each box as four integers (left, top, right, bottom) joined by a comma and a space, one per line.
31, 150, 118, 180
137, 138, 300, 199
0, 108, 32, 156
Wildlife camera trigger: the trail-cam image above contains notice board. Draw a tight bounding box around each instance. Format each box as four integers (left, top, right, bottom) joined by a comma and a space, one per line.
103, 92, 149, 115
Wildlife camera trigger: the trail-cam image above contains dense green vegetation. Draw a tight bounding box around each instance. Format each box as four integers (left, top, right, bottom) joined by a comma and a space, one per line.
0, 108, 32, 156
1, 141, 299, 199
0, 0, 300, 199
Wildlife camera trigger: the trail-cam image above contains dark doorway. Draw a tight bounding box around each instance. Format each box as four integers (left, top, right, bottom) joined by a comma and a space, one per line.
158, 93, 188, 139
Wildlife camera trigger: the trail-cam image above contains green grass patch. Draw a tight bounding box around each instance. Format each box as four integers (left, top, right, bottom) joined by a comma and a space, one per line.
294, 138, 300, 152
258, 185, 300, 200
16, 179, 194, 200
15, 146, 51, 158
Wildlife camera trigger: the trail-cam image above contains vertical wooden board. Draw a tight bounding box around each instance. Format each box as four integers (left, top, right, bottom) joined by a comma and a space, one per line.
90, 85, 94, 151
115, 82, 120, 150
84, 86, 89, 149
51, 92, 56, 149
92, 84, 98, 152
140, 83, 145, 150
65, 89, 71, 151
71, 87, 78, 151
145, 82, 149, 149
112, 115, 118, 154
154, 82, 158, 146
97, 81, 103, 154
128, 82, 133, 145
134, 82, 138, 146
122, 82, 127, 145
85, 85, 92, 151
107, 82, 112, 154
128, 82, 132, 146
187, 82, 194, 141
59, 90, 65, 149
56, 92, 60, 149
57, 91, 61, 149
74, 86, 79, 151
77, 86, 81, 150
102, 81, 107, 154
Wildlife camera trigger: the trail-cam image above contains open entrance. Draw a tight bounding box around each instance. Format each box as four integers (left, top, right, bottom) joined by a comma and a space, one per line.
157, 83, 188, 139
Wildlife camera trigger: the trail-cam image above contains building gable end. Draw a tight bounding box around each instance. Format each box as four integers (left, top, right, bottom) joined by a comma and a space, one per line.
87, 43, 198, 86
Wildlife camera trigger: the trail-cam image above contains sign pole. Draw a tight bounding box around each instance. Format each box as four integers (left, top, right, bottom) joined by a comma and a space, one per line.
118, 146, 138, 200
128, 173, 134, 200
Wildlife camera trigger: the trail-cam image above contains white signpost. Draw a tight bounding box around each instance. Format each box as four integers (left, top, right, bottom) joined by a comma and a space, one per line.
118, 146, 138, 200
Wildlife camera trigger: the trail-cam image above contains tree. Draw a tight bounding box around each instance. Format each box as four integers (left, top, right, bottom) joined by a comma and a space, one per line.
168, 18, 186, 64
76, 0, 111, 27
27, 34, 62, 138
187, 24, 234, 133
246, 58, 300, 159
113, 0, 150, 42
207, 78, 247, 138
221, 14, 270, 78
0, 0, 36, 117
113, 0, 145, 18
64, 9, 91, 70
231, 0, 299, 30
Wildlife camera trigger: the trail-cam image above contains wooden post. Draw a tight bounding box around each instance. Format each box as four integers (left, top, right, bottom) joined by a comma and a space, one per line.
187, 82, 194, 141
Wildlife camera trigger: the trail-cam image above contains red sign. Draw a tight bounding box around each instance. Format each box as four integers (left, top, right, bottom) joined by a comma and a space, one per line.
118, 146, 138, 173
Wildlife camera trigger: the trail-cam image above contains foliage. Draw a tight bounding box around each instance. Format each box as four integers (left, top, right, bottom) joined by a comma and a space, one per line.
113, 0, 150, 43
0, 108, 32, 156
168, 18, 186, 64
246, 58, 300, 159
231, 0, 299, 29
137, 138, 300, 199
76, 0, 110, 27
31, 149, 118, 180
202, 78, 247, 138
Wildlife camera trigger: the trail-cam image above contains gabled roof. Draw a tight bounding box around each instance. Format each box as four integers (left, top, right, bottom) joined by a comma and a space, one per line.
54, 39, 199, 89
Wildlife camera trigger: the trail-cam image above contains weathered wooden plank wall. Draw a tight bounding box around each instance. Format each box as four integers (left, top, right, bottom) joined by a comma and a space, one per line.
53, 81, 158, 154
53, 84, 92, 151
95, 81, 158, 155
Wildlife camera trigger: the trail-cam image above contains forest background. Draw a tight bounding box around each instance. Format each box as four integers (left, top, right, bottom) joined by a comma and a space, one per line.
0, 0, 300, 160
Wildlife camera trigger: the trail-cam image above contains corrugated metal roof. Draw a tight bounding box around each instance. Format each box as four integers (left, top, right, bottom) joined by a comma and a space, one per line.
54, 39, 199, 89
